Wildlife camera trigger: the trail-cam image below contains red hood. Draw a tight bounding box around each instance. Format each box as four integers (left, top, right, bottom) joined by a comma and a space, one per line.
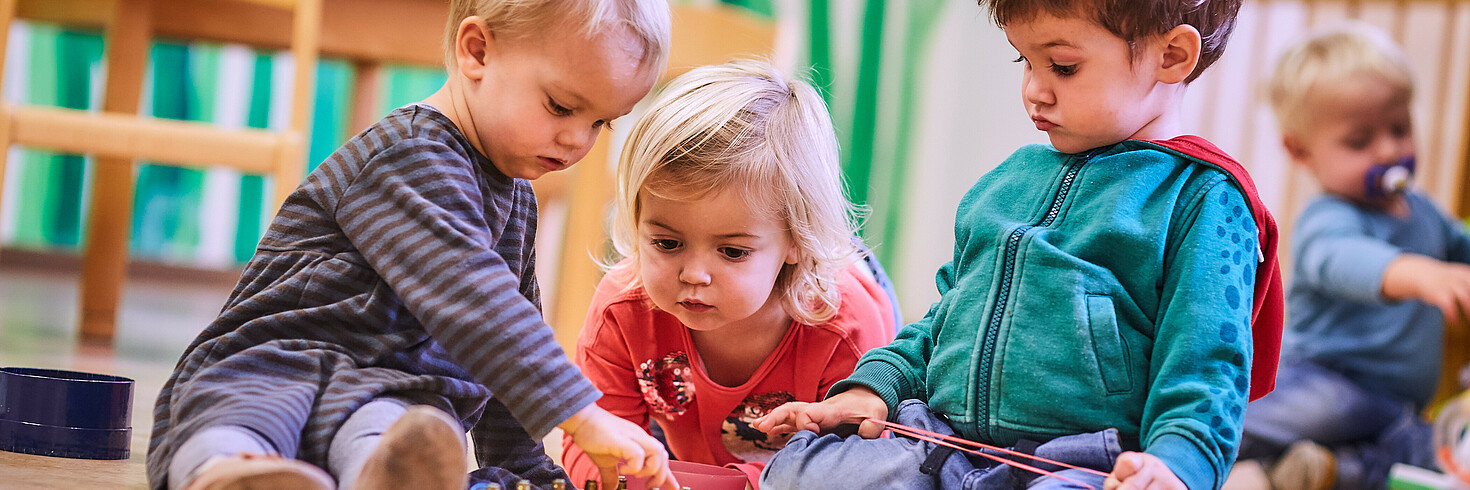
1146, 136, 1284, 401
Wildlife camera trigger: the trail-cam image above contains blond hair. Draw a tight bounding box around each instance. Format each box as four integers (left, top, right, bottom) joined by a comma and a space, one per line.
611, 59, 862, 325
443, 0, 670, 72
1268, 23, 1414, 137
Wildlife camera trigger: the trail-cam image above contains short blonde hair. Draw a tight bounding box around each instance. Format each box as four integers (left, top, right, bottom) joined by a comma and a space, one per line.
443, 0, 670, 72
611, 59, 862, 325
1268, 23, 1414, 137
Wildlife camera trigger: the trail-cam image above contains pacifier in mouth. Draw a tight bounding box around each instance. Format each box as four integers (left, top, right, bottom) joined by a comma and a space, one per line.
1365, 155, 1415, 199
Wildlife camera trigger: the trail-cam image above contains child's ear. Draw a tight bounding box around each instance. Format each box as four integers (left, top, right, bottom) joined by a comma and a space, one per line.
454, 17, 493, 82
784, 246, 799, 266
1282, 133, 1312, 164
1156, 24, 1202, 84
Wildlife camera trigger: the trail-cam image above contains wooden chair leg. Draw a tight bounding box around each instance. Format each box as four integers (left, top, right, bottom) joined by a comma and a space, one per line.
267, 0, 320, 215
78, 0, 151, 343
0, 0, 13, 91
0, 0, 14, 262
287, 0, 320, 134
348, 59, 383, 137
0, 106, 10, 257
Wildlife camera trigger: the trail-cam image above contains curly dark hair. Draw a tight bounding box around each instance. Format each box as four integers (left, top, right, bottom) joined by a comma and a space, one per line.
979, 0, 1242, 82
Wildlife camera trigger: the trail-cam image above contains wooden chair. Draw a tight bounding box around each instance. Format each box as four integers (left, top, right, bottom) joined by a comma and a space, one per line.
0, 0, 322, 344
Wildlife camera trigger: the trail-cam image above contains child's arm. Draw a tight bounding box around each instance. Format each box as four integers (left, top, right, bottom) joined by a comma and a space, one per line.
1294, 198, 1432, 306
334, 144, 597, 442
560, 404, 679, 490
805, 258, 959, 419
562, 305, 657, 486
1294, 198, 1470, 322
754, 281, 955, 438
752, 386, 889, 438
1140, 180, 1258, 490
1381, 253, 1470, 323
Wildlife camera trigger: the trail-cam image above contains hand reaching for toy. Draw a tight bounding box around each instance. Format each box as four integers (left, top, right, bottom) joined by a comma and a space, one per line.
1383, 254, 1470, 323
751, 386, 889, 438
1105, 452, 1185, 490
559, 404, 679, 490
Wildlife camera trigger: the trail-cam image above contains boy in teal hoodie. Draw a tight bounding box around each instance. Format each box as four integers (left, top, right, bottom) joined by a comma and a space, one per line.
754, 0, 1284, 489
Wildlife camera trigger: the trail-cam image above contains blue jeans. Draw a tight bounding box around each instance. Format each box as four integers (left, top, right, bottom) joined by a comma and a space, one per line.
1239, 359, 1433, 488
760, 400, 1120, 489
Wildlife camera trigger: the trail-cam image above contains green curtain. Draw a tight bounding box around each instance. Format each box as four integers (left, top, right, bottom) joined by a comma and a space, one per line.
760, 0, 946, 270
3, 23, 446, 266
10, 26, 100, 250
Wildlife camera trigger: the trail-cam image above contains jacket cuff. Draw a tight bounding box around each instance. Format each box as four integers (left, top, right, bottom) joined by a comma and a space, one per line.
1146, 433, 1221, 490
827, 360, 911, 417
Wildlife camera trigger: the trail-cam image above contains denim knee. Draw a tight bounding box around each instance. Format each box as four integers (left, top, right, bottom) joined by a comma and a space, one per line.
761, 428, 936, 489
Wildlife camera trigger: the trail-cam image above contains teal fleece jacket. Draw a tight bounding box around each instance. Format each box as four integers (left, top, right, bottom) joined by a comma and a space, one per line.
835, 140, 1258, 489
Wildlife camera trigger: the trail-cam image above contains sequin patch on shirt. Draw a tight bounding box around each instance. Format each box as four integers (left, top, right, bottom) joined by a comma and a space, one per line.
721, 391, 796, 463
637, 352, 695, 416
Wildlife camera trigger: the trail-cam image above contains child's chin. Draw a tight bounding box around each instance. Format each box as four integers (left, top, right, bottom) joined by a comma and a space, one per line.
1045, 135, 1085, 154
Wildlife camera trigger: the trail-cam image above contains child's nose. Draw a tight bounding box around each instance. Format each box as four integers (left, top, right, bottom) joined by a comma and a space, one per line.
1374, 136, 1405, 163
1023, 75, 1053, 107
556, 126, 599, 151
679, 260, 711, 286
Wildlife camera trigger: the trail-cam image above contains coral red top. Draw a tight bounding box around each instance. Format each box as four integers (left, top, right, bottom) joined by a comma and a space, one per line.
562, 261, 896, 487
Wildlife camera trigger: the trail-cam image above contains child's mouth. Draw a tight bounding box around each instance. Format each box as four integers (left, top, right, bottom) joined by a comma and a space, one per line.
678, 301, 712, 312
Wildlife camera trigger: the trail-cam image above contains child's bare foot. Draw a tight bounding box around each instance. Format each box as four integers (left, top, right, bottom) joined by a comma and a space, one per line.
182, 453, 334, 490
353, 405, 468, 490
1269, 440, 1336, 490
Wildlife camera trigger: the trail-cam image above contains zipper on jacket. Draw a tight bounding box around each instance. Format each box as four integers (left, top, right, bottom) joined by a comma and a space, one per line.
975, 151, 1091, 439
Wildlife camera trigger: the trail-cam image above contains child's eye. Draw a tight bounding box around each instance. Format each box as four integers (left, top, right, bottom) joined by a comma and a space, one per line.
1050, 63, 1077, 76
650, 239, 680, 252
594, 120, 613, 131
719, 247, 751, 260
1012, 55, 1027, 64
548, 98, 573, 117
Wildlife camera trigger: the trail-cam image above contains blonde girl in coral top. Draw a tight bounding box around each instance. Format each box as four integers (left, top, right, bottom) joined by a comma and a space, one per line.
560, 59, 898, 489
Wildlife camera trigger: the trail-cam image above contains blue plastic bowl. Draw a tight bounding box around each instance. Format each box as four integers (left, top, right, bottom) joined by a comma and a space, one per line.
0, 367, 134, 460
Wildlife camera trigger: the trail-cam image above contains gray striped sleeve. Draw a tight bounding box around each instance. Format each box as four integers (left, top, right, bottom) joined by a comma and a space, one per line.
335, 138, 599, 438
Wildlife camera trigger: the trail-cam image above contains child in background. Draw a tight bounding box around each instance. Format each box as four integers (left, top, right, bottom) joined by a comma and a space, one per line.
146, 1, 679, 489
1235, 24, 1460, 490
754, 0, 1286, 488
559, 59, 899, 490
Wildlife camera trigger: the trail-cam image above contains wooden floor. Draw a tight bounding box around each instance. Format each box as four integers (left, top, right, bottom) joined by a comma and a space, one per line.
0, 250, 234, 489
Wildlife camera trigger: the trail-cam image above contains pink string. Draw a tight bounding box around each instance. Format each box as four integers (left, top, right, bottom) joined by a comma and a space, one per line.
866, 418, 1111, 488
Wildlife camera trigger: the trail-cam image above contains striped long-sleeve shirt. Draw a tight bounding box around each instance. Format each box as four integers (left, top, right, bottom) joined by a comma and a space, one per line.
146, 104, 599, 489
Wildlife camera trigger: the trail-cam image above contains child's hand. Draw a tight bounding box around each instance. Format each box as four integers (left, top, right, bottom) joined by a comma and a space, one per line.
1383, 254, 1470, 323
1104, 452, 1185, 490
751, 387, 889, 438
559, 404, 679, 490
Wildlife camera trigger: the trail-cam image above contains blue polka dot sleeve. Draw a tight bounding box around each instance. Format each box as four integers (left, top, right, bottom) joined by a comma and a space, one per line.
1142, 180, 1258, 489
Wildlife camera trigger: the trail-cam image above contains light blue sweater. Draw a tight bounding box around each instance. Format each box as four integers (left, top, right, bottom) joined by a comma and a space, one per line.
1286, 192, 1470, 408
